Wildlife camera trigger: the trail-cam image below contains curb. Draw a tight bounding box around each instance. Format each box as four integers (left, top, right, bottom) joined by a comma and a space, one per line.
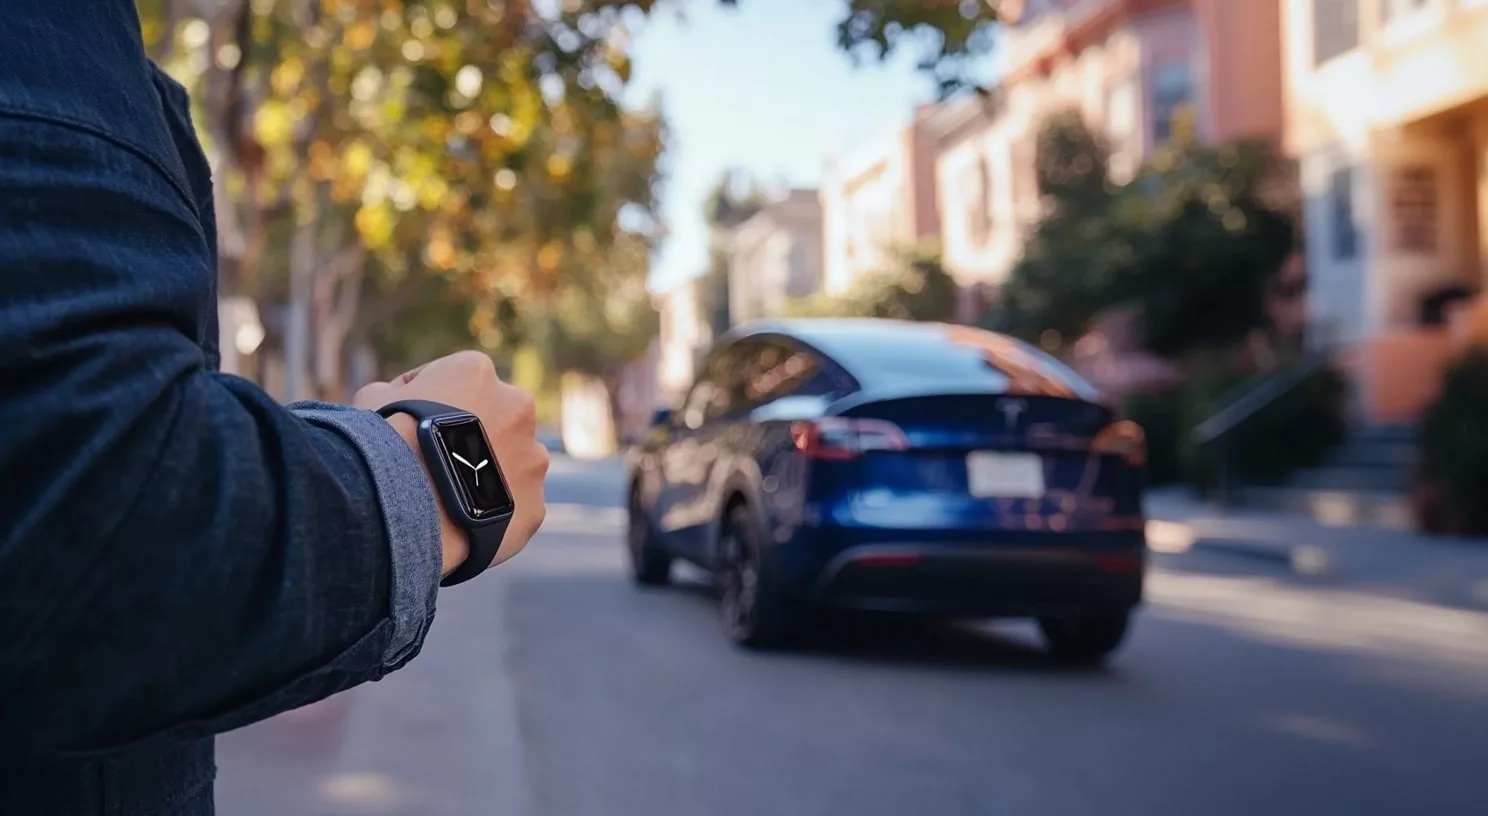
1189, 537, 1298, 566
1146, 519, 1333, 574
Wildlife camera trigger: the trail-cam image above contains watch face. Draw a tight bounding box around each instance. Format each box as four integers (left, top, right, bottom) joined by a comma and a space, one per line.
432, 415, 513, 518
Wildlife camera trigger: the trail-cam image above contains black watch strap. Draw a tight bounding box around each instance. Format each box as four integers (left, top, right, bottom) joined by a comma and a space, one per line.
376, 399, 510, 587
376, 399, 464, 422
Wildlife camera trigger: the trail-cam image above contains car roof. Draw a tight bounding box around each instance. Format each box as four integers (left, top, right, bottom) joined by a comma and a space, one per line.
729, 318, 1099, 400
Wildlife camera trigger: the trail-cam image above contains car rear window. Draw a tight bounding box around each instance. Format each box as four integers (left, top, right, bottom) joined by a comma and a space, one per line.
828, 327, 1098, 400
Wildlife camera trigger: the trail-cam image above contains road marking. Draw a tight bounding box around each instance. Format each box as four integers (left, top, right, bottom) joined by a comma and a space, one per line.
538, 503, 626, 535
1148, 570, 1488, 667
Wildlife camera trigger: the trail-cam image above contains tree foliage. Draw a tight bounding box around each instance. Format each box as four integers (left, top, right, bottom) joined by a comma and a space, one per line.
543, 231, 659, 378
789, 245, 957, 323
698, 170, 767, 337
137, 0, 1003, 399
755, 0, 1002, 94
988, 110, 1125, 347
987, 110, 1296, 359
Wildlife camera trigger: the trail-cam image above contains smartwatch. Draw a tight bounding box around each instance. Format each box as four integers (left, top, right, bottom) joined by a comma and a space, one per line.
376, 399, 515, 587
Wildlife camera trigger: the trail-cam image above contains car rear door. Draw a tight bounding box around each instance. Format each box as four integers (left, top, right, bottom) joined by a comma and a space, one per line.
657, 343, 750, 559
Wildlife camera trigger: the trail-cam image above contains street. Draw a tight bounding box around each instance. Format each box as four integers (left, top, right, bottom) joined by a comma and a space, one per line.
218, 454, 1488, 816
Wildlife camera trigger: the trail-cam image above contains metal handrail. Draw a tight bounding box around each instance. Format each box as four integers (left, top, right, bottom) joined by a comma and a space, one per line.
1190, 358, 1323, 446
1190, 351, 1336, 504
1192, 319, 1344, 448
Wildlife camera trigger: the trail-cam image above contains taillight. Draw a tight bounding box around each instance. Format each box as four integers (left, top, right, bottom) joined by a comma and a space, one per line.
1091, 420, 1146, 466
791, 418, 910, 460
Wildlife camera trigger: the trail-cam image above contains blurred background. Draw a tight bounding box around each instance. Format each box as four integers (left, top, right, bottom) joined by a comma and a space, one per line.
135, 0, 1488, 813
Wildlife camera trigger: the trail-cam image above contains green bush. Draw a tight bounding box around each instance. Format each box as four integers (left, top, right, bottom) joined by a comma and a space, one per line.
1188, 363, 1349, 491
1417, 350, 1488, 534
1127, 363, 1348, 492
1122, 391, 1185, 486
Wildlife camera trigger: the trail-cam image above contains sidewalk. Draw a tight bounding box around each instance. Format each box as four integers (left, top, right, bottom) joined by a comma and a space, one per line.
1144, 487, 1488, 612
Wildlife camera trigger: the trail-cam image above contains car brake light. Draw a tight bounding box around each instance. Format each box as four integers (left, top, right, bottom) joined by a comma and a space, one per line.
1091, 420, 1146, 467
791, 418, 910, 460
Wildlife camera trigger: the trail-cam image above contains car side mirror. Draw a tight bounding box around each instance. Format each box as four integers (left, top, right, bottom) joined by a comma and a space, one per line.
650, 407, 674, 427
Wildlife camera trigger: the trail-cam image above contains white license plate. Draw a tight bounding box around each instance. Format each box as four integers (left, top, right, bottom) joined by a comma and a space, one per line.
966, 451, 1045, 498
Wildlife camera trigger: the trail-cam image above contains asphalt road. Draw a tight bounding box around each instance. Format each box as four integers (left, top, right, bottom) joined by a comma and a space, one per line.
218, 455, 1488, 816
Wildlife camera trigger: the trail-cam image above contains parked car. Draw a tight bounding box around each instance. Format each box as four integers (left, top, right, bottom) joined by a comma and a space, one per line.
624, 318, 1148, 662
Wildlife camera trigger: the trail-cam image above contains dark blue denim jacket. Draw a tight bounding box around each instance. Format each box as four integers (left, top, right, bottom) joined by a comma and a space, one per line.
0, 1, 444, 813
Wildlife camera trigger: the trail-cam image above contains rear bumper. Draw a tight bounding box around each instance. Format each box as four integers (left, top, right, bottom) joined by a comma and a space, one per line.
811, 542, 1145, 617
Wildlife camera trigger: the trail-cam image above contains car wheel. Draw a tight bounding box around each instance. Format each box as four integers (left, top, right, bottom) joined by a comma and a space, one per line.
717, 504, 791, 649
627, 487, 672, 587
1038, 612, 1131, 665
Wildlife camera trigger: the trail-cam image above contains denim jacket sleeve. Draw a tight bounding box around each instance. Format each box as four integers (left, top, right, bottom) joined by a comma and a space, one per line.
0, 0, 443, 757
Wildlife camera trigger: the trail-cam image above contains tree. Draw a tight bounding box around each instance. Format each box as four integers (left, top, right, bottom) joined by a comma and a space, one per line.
698, 171, 767, 336
789, 244, 957, 322
137, 0, 1005, 405
987, 110, 1295, 360
986, 110, 1128, 351
724, 0, 1002, 94
1120, 140, 1296, 357
140, 0, 668, 400
541, 230, 660, 423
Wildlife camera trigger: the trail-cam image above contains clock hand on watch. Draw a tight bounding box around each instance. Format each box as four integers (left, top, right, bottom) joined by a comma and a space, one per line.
450, 452, 489, 486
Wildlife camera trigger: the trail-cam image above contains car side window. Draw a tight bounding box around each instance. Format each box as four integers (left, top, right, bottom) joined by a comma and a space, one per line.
703, 342, 752, 422
680, 344, 749, 428
741, 338, 824, 406
684, 337, 856, 427
680, 354, 724, 430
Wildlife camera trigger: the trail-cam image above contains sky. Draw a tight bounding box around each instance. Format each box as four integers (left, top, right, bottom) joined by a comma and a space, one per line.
621, 0, 949, 293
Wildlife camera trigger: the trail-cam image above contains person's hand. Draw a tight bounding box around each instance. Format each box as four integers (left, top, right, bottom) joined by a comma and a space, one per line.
353, 350, 549, 577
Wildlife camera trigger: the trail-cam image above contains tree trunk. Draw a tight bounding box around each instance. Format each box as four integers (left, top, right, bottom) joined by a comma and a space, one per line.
602, 369, 627, 447
145, 0, 188, 62
284, 216, 315, 403
313, 244, 367, 403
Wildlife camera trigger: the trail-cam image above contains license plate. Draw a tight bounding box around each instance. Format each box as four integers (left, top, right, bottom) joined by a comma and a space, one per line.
966, 451, 1045, 498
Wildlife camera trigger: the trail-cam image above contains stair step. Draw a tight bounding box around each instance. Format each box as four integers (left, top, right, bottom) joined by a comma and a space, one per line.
1352, 423, 1417, 445
1234, 486, 1413, 530
1287, 466, 1412, 492
1325, 440, 1416, 469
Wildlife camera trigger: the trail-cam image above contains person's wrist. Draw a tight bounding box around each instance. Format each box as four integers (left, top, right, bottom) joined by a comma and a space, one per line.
385, 413, 470, 578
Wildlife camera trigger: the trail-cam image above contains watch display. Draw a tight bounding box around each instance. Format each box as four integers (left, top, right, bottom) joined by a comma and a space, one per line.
431, 415, 513, 518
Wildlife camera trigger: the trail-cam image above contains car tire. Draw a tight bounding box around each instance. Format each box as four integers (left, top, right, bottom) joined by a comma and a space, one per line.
717, 503, 792, 649
627, 487, 672, 587
1038, 612, 1131, 665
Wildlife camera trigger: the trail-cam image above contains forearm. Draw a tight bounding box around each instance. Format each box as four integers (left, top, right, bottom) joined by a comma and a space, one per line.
0, 373, 443, 755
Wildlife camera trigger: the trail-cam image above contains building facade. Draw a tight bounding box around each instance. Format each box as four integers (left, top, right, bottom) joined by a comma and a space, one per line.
937, 0, 1287, 309
820, 104, 949, 296
1282, 0, 1488, 421
726, 189, 825, 323
655, 276, 711, 406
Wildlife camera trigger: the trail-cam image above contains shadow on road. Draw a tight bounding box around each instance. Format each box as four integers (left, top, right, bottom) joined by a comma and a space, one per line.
650, 571, 1110, 676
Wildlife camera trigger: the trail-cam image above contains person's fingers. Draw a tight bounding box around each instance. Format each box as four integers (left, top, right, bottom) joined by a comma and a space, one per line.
393, 363, 429, 386
490, 439, 548, 566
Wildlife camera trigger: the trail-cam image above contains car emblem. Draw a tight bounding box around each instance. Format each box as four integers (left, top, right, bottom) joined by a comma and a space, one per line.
999, 398, 1027, 431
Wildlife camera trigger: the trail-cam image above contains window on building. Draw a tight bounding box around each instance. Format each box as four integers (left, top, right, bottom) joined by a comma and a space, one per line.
1380, 0, 1431, 25
1390, 165, 1438, 254
1150, 62, 1193, 145
1105, 79, 1137, 180
1013, 138, 1040, 221
1328, 166, 1360, 261
1313, 0, 1360, 66
966, 155, 993, 246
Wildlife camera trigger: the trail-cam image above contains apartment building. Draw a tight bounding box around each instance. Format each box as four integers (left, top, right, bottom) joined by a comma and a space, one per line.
1282, 0, 1488, 421
820, 104, 951, 296
654, 277, 711, 406
726, 189, 825, 323
936, 0, 1286, 319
